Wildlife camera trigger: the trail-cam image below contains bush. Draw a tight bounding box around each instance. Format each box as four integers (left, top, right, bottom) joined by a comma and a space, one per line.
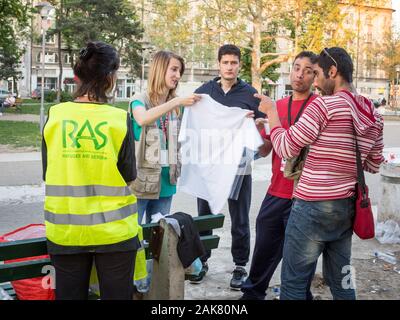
44, 91, 57, 103
60, 91, 73, 102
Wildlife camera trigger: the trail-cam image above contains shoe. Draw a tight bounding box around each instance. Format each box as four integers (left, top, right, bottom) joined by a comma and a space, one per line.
230, 266, 247, 290
0, 112, 3, 116
189, 262, 208, 284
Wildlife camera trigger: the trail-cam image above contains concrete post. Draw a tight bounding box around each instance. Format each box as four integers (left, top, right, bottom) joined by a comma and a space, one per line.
378, 157, 400, 223
145, 219, 185, 300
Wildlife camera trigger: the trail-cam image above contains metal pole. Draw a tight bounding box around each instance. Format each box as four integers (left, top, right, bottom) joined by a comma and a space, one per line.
396, 72, 399, 115
141, 53, 144, 92
140, 0, 144, 92
40, 25, 46, 133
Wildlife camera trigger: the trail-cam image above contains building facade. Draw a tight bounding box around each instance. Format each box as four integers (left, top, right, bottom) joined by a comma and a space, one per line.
11, 0, 395, 100
276, 0, 394, 100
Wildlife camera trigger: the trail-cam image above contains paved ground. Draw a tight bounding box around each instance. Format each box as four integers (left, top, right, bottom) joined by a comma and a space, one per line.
0, 120, 399, 300
0, 114, 40, 122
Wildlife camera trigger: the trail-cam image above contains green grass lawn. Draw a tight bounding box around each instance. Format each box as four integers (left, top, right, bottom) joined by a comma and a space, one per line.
0, 121, 42, 149
5, 101, 129, 115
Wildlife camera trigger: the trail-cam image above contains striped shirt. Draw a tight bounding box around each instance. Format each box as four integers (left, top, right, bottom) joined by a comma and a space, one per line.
270, 90, 384, 201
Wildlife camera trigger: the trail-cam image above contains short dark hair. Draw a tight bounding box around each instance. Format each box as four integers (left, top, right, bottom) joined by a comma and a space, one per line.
73, 41, 120, 103
218, 44, 241, 62
293, 51, 318, 65
318, 47, 354, 83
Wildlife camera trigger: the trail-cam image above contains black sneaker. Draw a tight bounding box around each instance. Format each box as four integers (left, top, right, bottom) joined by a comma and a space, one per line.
189, 262, 209, 284
230, 266, 247, 290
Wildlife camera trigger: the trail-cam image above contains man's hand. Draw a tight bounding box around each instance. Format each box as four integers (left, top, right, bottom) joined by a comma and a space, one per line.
255, 117, 268, 131
254, 93, 277, 115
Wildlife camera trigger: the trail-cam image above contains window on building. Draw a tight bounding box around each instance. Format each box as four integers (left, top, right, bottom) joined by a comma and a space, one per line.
116, 79, 125, 98
366, 33, 372, 43
37, 52, 59, 63
63, 78, 76, 94
37, 77, 57, 90
126, 79, 135, 99
46, 34, 56, 44
64, 53, 71, 64
284, 84, 293, 97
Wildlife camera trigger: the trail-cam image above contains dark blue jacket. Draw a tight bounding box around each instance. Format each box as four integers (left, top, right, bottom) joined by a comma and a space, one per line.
195, 77, 265, 119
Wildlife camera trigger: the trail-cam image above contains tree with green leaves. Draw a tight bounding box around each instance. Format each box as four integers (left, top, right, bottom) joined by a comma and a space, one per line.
47, 0, 143, 98
195, 0, 380, 92
142, 0, 217, 78
62, 0, 143, 73
0, 0, 31, 94
240, 32, 281, 93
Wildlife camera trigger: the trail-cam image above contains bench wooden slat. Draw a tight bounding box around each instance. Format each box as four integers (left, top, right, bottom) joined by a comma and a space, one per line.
199, 235, 220, 250
142, 214, 224, 240
0, 237, 48, 261
0, 259, 51, 283
0, 282, 16, 298
191, 214, 225, 233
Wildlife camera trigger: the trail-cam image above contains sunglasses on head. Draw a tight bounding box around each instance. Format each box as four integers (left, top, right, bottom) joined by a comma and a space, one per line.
322, 48, 338, 68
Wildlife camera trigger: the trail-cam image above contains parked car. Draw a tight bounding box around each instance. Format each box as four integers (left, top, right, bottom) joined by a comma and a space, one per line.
0, 89, 9, 98
31, 88, 53, 99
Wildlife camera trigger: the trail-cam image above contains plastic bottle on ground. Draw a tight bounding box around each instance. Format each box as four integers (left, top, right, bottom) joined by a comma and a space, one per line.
374, 251, 397, 265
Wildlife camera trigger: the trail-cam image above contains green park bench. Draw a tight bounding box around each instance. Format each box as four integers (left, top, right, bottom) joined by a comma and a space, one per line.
0, 213, 224, 300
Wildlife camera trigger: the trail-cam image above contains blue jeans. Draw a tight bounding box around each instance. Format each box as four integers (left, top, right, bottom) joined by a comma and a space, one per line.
137, 196, 173, 225
280, 198, 356, 300
241, 194, 315, 300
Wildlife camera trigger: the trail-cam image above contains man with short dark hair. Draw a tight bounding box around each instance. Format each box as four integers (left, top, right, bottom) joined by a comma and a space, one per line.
240, 51, 318, 300
189, 44, 264, 290
257, 47, 384, 300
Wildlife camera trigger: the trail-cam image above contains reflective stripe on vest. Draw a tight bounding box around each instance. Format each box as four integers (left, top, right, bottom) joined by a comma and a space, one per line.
46, 185, 131, 197
45, 203, 137, 226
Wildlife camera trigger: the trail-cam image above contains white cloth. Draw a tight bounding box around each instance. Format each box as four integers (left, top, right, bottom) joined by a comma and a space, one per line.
178, 94, 262, 213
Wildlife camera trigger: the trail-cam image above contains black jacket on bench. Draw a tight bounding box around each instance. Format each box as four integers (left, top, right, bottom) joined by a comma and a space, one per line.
168, 212, 206, 268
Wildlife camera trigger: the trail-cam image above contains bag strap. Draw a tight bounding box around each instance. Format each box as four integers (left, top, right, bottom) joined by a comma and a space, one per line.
335, 90, 372, 203
352, 117, 369, 208
287, 93, 313, 126
354, 129, 365, 185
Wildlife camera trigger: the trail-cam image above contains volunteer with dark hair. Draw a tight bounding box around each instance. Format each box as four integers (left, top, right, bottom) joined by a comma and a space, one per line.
240, 51, 318, 300
190, 44, 264, 289
257, 47, 384, 300
42, 41, 140, 300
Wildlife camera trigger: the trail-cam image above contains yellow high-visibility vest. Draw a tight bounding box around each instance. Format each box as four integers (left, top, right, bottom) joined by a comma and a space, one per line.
43, 102, 139, 246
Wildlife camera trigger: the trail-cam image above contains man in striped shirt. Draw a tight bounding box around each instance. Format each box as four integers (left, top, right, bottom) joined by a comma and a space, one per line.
240, 51, 318, 300
256, 47, 384, 300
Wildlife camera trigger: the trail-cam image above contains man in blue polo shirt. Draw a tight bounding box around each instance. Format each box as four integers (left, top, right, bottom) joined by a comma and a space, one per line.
189, 44, 264, 290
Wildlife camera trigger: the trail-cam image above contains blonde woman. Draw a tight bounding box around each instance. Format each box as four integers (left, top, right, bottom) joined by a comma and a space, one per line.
130, 50, 200, 225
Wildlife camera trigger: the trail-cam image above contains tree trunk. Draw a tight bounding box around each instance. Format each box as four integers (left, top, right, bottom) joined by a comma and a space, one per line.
251, 18, 262, 93
13, 77, 18, 97
294, 0, 302, 54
